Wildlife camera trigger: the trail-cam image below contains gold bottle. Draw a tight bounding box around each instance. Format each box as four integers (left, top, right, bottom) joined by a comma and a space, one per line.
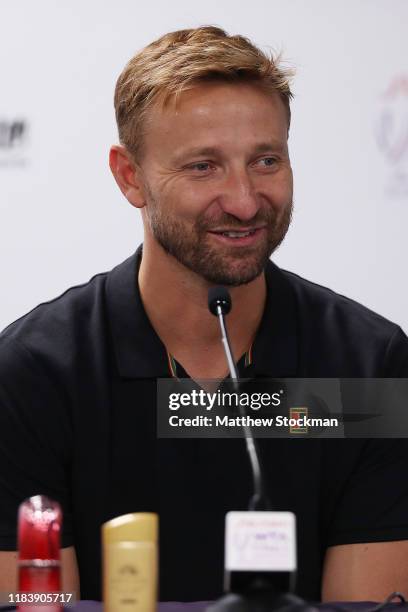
102, 513, 158, 612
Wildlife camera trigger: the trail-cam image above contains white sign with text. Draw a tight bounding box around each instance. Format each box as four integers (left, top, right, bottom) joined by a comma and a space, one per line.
225, 511, 296, 572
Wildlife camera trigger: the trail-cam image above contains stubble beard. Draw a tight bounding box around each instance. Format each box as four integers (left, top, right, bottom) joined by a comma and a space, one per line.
145, 191, 293, 287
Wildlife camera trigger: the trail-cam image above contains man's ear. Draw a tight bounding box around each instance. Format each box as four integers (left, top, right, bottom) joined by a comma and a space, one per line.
109, 145, 146, 209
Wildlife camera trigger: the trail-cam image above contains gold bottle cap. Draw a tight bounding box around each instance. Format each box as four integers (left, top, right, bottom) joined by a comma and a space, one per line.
102, 513, 158, 544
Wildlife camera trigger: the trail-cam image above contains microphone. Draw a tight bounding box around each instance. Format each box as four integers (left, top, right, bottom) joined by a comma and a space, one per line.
207, 287, 316, 612
208, 286, 232, 316
208, 286, 269, 511
208, 287, 238, 382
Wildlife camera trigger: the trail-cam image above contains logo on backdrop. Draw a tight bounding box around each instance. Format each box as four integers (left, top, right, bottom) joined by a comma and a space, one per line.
0, 118, 29, 167
375, 76, 408, 199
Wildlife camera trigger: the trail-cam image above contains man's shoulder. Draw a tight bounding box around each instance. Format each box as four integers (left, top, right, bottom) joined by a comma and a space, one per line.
2, 270, 107, 336
272, 263, 408, 375
0, 267, 111, 371
0, 250, 139, 377
281, 266, 397, 333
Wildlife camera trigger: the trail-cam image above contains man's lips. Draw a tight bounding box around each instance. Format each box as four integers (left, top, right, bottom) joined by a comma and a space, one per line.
208, 225, 266, 234
207, 226, 266, 246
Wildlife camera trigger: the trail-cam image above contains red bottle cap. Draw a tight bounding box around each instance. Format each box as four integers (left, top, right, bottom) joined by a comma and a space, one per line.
18, 495, 62, 563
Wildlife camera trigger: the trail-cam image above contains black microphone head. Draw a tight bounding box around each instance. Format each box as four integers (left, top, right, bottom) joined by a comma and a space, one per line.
208, 286, 232, 316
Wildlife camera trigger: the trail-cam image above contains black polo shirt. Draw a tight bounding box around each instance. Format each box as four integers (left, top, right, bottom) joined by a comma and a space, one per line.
1, 246, 408, 603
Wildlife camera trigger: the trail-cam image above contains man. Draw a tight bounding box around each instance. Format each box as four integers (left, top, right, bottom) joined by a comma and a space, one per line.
1, 26, 408, 603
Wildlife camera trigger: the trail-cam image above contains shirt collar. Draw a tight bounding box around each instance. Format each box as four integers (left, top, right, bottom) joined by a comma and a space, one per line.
250, 259, 298, 378
106, 245, 170, 378
106, 245, 298, 379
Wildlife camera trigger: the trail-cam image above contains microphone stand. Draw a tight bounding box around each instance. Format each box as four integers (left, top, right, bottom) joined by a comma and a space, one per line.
211, 291, 267, 512
207, 287, 317, 612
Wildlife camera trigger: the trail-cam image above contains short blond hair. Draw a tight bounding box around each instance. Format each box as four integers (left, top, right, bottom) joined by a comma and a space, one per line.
114, 26, 294, 160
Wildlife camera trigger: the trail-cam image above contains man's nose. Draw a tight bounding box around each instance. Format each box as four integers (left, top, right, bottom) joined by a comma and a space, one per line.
218, 168, 261, 221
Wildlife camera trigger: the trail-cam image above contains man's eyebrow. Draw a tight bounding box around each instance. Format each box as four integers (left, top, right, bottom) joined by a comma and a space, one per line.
172, 141, 286, 164
171, 147, 220, 164
252, 141, 286, 154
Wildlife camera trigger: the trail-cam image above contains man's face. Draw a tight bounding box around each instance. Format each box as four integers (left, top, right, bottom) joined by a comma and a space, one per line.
138, 81, 293, 286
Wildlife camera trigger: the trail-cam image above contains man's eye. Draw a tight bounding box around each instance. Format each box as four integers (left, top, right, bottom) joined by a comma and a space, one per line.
258, 157, 278, 167
189, 162, 212, 172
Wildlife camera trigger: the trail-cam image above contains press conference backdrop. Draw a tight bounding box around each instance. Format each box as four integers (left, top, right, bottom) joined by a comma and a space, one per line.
1, 0, 407, 332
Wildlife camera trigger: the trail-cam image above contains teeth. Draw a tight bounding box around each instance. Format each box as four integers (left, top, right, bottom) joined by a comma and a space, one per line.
222, 231, 253, 238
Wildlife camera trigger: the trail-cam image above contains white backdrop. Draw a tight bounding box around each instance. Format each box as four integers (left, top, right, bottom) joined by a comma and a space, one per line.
1, 0, 407, 331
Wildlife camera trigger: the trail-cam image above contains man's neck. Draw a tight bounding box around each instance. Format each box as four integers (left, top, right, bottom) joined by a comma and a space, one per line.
138, 241, 267, 379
